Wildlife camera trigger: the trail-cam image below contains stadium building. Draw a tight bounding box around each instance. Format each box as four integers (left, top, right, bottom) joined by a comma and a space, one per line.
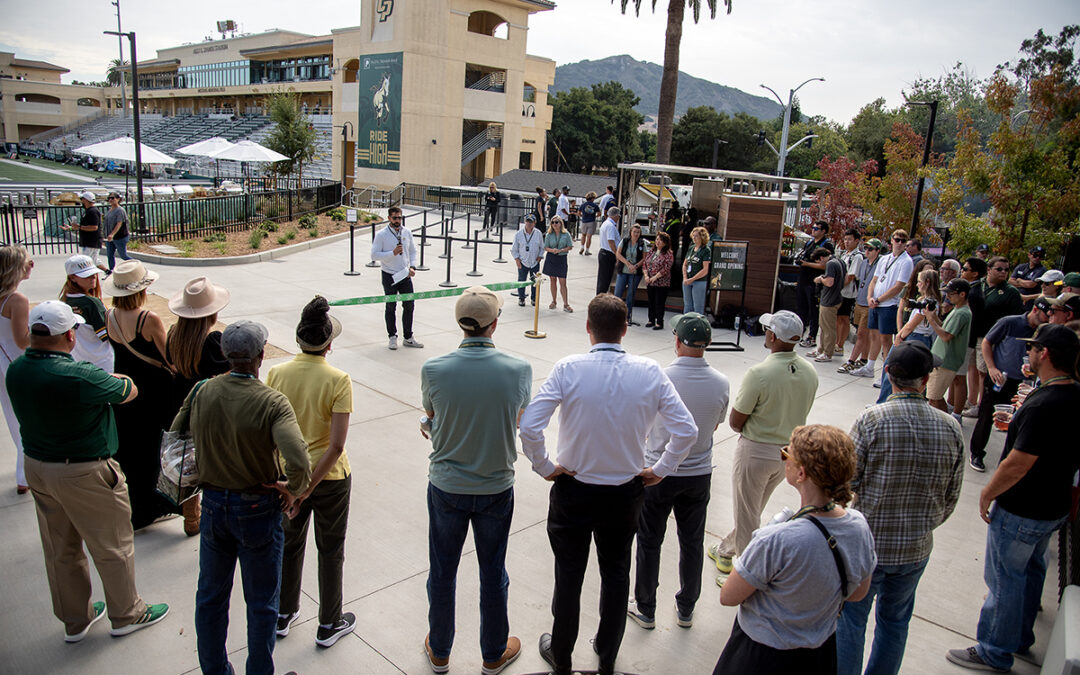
4, 0, 556, 188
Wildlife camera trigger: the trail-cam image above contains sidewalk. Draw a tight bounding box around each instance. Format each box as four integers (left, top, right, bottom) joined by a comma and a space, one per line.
0, 215, 1054, 674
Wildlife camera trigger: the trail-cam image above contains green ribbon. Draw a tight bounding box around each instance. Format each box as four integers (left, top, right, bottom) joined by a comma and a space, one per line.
329, 280, 537, 306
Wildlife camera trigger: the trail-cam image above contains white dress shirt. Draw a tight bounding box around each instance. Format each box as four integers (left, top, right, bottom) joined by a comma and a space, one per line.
598, 218, 620, 254
519, 343, 698, 485
511, 225, 544, 268
557, 194, 570, 221
371, 224, 418, 276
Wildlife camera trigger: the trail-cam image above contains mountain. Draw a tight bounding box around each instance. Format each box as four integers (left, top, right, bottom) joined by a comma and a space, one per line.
552, 54, 783, 123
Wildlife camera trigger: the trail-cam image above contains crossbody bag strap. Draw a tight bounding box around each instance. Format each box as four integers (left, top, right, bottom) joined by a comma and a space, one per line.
108, 309, 167, 370
806, 515, 850, 615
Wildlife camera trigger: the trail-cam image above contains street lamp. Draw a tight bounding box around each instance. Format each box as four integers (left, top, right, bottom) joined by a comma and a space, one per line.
104, 29, 145, 228
760, 77, 824, 179
336, 121, 354, 199
111, 0, 127, 118
905, 99, 939, 238
711, 138, 728, 170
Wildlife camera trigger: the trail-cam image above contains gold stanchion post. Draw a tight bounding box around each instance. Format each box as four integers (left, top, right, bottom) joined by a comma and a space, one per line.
524, 274, 546, 339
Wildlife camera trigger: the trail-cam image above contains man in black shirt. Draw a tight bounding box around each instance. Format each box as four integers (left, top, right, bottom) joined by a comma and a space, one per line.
795, 221, 835, 348
64, 191, 106, 272
947, 324, 1080, 673
1008, 246, 1047, 293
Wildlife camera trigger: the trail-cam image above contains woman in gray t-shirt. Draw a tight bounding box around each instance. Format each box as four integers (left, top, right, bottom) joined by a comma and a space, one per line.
714, 424, 876, 674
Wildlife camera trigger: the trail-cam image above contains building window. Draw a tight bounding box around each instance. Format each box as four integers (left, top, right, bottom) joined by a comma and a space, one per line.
523, 83, 535, 103
519, 151, 532, 170
467, 11, 509, 39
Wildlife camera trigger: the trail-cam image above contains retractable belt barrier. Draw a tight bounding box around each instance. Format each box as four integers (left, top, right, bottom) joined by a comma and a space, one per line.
328, 279, 534, 307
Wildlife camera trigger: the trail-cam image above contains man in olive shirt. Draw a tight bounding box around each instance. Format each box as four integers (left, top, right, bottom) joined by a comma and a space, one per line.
420, 286, 532, 674
174, 320, 310, 675
925, 279, 973, 412
708, 310, 819, 578
7, 301, 168, 642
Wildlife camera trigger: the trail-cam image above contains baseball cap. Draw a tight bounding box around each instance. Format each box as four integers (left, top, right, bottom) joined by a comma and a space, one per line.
1018, 323, 1080, 352
885, 341, 942, 380
221, 320, 268, 361
455, 286, 502, 330
64, 254, 103, 278
671, 312, 712, 348
29, 300, 85, 336
78, 191, 96, 202
1061, 272, 1080, 288
945, 278, 971, 295
524, 213, 537, 222
759, 310, 803, 344
975, 243, 990, 253
1030, 245, 1046, 257
1036, 269, 1064, 284
865, 238, 883, 250
1050, 292, 1080, 316
1033, 296, 1053, 314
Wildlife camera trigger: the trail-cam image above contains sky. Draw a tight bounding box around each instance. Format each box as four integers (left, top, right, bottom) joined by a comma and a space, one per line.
1, 0, 1075, 125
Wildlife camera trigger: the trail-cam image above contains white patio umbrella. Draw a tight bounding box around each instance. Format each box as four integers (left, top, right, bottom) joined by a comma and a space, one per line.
208, 140, 288, 163
175, 136, 235, 157
73, 136, 176, 164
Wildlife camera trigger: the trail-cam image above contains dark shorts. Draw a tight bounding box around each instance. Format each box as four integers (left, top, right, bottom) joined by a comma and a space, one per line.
868, 305, 898, 334
838, 297, 856, 317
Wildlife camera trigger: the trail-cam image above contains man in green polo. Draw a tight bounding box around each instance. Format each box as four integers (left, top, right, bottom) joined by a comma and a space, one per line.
6, 301, 168, 643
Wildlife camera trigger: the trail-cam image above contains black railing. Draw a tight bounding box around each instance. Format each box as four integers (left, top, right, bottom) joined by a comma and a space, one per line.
0, 182, 341, 253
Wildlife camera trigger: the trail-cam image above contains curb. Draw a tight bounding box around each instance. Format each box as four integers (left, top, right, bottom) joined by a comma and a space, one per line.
126, 223, 377, 267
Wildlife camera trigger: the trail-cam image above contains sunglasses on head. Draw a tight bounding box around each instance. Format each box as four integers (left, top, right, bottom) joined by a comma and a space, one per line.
780, 446, 791, 461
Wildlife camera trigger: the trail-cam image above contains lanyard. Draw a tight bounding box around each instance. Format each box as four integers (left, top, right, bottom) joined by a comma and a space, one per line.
459, 341, 494, 349
522, 229, 537, 252
881, 252, 902, 277
228, 371, 256, 379
887, 392, 925, 402
1029, 375, 1071, 396
590, 347, 624, 354
790, 501, 837, 520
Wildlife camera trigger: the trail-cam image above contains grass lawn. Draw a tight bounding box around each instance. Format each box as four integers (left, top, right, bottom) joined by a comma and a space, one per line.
0, 161, 77, 183
20, 156, 106, 179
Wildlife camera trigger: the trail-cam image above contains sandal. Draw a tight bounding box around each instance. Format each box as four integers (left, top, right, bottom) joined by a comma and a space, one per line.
564, 305, 573, 313
549, 302, 557, 309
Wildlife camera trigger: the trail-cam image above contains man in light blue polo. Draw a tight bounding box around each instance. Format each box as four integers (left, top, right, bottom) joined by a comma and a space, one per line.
420, 286, 533, 675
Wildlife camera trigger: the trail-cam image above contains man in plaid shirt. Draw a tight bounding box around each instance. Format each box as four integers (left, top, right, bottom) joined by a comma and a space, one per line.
835, 341, 965, 675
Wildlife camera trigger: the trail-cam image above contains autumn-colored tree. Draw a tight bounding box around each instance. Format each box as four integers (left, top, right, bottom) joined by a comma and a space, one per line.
803, 155, 877, 242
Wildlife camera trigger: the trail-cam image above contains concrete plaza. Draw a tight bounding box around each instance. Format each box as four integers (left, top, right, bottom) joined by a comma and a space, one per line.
0, 211, 1056, 674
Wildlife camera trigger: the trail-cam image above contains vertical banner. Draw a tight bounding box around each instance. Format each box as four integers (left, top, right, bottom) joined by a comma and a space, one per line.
709, 240, 749, 291
357, 52, 403, 171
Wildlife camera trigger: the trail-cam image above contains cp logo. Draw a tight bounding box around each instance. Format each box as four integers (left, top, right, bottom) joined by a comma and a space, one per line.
376, 0, 394, 22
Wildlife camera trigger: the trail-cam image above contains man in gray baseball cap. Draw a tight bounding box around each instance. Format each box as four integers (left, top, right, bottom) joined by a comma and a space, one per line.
174, 319, 310, 675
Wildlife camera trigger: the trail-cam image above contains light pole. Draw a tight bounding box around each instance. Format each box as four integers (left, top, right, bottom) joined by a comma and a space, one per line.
711, 138, 728, 170
905, 99, 939, 238
760, 77, 824, 178
336, 121, 353, 198
104, 30, 145, 228
112, 0, 127, 117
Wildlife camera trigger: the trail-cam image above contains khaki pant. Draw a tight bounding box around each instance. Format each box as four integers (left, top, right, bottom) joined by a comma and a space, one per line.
818, 303, 840, 357
717, 437, 786, 558
25, 456, 146, 635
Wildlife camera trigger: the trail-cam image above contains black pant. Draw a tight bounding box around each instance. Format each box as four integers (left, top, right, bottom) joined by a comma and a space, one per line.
633, 474, 710, 617
483, 206, 498, 230
796, 280, 818, 339
596, 249, 616, 295
279, 475, 351, 625
547, 474, 644, 674
381, 271, 414, 339
969, 376, 1021, 461
714, 617, 837, 675
646, 285, 668, 326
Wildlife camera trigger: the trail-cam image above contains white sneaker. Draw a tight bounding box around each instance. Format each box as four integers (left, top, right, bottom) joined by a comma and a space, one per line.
806, 349, 822, 358
814, 353, 834, 363
849, 364, 875, 378
388, 336, 398, 350
402, 337, 424, 348
961, 403, 979, 418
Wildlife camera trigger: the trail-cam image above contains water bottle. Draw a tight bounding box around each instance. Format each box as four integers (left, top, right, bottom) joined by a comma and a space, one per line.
419, 415, 432, 436
769, 506, 794, 525
735, 315, 741, 332
992, 380, 1003, 393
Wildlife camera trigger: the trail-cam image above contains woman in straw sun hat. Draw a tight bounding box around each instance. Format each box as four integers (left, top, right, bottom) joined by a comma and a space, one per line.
105, 260, 177, 529
165, 276, 232, 535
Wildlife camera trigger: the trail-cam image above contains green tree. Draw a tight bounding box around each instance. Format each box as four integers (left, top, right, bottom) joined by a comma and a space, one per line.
616, 0, 733, 164
845, 98, 901, 174
638, 130, 657, 162
670, 107, 769, 171
900, 62, 997, 157
263, 91, 318, 183
105, 59, 130, 87
548, 82, 644, 173
773, 118, 849, 179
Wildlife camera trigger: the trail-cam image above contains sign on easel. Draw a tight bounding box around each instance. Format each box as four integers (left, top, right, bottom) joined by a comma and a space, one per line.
707, 240, 749, 351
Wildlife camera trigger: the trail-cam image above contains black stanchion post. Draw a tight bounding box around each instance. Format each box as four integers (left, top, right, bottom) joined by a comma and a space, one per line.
365, 219, 380, 268
447, 203, 457, 233
415, 211, 430, 271
467, 229, 483, 277
493, 214, 509, 263
344, 224, 361, 276
463, 212, 473, 249
439, 231, 457, 288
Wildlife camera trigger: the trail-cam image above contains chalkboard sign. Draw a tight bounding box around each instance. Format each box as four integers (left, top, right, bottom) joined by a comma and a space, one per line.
709, 240, 748, 292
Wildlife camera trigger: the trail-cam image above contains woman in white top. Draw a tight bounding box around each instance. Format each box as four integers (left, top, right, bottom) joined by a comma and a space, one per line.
0, 247, 32, 493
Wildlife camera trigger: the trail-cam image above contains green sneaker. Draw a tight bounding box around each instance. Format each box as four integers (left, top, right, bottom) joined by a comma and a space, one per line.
707, 543, 733, 574
65, 601, 106, 643
109, 603, 169, 637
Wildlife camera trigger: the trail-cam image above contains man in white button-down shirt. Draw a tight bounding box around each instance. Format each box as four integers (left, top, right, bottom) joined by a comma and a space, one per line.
519, 294, 698, 675
370, 206, 423, 350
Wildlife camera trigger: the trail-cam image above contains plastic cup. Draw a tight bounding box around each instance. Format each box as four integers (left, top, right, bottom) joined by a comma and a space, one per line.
993, 404, 1014, 431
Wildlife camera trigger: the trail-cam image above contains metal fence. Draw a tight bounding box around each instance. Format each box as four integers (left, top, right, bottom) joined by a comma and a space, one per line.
0, 182, 341, 254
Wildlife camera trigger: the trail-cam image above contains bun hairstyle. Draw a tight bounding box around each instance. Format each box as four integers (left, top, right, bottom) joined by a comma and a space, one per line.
788, 425, 857, 506
297, 295, 335, 352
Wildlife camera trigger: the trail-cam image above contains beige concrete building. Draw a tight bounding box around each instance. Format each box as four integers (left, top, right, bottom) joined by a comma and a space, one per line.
0, 52, 106, 144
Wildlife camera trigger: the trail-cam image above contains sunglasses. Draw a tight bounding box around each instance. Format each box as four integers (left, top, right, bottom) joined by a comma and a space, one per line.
892, 237, 906, 242
962, 266, 973, 272
1025, 343, 1044, 352
992, 267, 1010, 273
1049, 306, 1069, 313
780, 446, 791, 461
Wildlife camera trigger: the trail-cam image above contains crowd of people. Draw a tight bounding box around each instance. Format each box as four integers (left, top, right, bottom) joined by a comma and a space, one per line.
1, 203, 1079, 675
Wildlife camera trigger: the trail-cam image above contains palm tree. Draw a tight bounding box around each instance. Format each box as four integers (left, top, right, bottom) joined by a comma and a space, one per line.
616, 0, 732, 164
106, 59, 130, 87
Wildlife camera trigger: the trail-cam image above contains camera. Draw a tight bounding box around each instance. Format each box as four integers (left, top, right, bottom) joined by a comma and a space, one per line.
909, 299, 938, 312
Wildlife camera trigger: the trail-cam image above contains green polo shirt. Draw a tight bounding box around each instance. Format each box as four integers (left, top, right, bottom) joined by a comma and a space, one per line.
733, 350, 819, 446
6, 348, 131, 461
421, 338, 532, 494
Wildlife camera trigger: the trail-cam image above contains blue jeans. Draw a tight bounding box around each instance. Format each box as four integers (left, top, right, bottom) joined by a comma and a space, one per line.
975, 504, 1065, 670
106, 236, 130, 271
196, 490, 284, 675
836, 558, 929, 675
877, 333, 933, 403
517, 263, 539, 302
682, 279, 707, 314
613, 272, 642, 320
427, 484, 513, 664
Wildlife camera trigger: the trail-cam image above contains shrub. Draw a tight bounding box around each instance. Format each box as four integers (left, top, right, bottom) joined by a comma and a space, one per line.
286, 229, 296, 241
202, 231, 226, 243
249, 226, 264, 249
298, 214, 317, 228
307, 226, 319, 238
214, 242, 228, 255
328, 208, 345, 221
277, 234, 289, 245
262, 220, 279, 233
179, 240, 195, 258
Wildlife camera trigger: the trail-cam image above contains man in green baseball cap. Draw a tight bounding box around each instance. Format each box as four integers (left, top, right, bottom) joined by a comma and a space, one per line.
1061, 271, 1080, 294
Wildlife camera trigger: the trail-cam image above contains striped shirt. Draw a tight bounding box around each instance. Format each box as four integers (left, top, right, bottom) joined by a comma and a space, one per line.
849, 395, 965, 565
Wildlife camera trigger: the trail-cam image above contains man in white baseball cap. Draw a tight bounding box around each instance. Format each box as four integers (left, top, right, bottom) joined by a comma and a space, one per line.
707, 308, 819, 584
